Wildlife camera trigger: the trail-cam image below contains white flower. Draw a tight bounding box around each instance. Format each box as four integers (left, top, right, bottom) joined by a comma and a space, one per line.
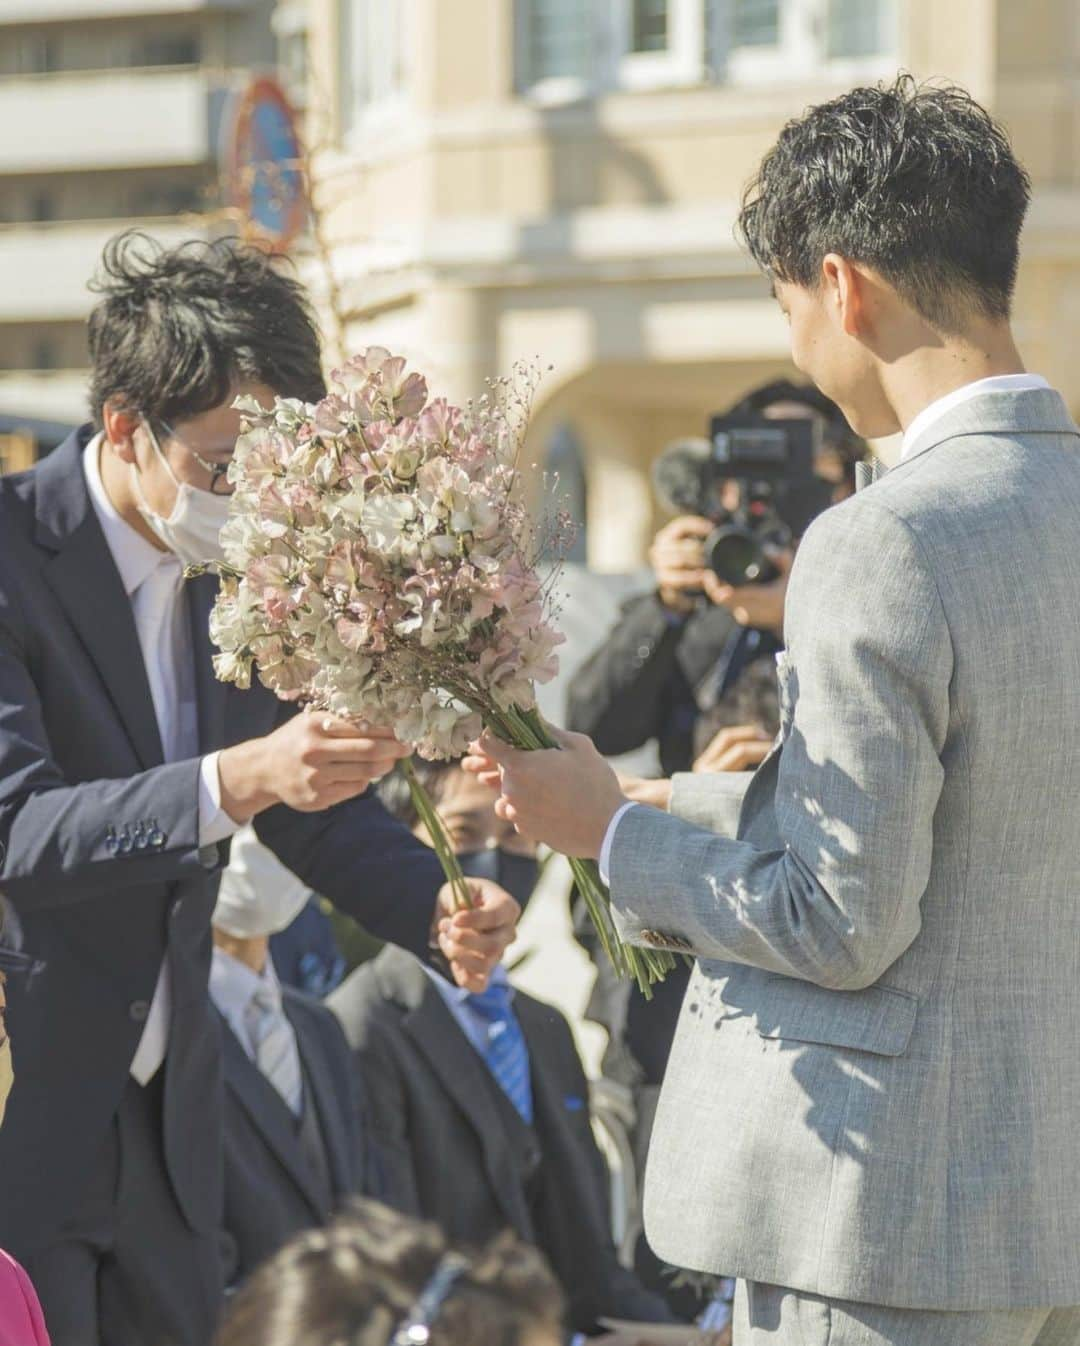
361, 493, 417, 560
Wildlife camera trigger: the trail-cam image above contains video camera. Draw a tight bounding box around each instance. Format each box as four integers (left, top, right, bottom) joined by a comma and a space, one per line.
651, 415, 834, 588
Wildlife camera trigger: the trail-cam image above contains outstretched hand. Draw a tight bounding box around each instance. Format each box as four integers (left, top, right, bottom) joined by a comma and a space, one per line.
462, 727, 627, 859
435, 877, 519, 993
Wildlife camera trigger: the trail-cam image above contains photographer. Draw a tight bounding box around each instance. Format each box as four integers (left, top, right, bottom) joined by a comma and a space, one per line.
566, 381, 862, 778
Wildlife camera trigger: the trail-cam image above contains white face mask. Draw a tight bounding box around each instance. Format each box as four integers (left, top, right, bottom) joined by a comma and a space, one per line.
132, 420, 233, 568
213, 823, 314, 939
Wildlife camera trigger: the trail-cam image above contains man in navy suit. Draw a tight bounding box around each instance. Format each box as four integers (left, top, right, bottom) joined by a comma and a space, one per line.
330, 760, 678, 1339
0, 232, 518, 1346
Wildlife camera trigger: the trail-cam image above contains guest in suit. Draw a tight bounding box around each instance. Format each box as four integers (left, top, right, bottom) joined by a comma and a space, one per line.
0, 900, 49, 1346
330, 761, 677, 1339
470, 78, 1080, 1345
0, 233, 518, 1346
211, 825, 371, 1288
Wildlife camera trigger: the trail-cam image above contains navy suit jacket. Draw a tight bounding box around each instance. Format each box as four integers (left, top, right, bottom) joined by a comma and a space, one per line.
219, 986, 369, 1287
0, 428, 443, 1257
329, 948, 676, 1335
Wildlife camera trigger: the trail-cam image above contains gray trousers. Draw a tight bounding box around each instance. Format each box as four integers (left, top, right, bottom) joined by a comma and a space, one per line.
735, 1281, 1080, 1346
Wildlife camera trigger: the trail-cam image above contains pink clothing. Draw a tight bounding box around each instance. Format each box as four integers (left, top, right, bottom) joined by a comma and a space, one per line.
0, 1250, 49, 1346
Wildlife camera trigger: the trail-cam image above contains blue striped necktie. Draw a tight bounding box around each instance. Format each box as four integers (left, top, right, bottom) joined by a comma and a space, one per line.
467, 981, 534, 1124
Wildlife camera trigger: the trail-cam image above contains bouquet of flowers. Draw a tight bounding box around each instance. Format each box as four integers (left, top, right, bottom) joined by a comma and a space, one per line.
201, 348, 673, 993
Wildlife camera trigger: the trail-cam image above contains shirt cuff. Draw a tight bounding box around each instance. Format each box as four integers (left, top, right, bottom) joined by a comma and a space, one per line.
198, 752, 243, 848
598, 801, 638, 887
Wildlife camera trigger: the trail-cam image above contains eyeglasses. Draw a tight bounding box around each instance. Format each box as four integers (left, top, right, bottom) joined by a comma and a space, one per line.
0, 946, 46, 988
157, 420, 234, 495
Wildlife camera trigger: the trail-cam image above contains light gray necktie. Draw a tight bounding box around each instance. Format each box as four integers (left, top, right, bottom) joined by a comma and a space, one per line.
855, 456, 887, 492
247, 980, 303, 1116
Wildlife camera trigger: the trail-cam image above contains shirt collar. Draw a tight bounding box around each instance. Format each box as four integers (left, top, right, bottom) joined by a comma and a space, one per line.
422, 959, 510, 1007
900, 373, 1051, 461
82, 432, 176, 597
210, 945, 282, 1023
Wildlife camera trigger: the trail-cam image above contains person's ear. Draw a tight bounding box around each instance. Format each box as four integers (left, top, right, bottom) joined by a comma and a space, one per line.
102, 400, 142, 465
821, 254, 872, 340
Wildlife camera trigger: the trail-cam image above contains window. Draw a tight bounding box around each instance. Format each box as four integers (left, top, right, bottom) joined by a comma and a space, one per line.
827, 0, 891, 58
731, 0, 780, 47
342, 0, 407, 135
18, 34, 60, 75
517, 0, 896, 99
716, 0, 895, 83
518, 0, 703, 97
518, 0, 592, 90
545, 425, 588, 564
133, 32, 201, 67
631, 0, 669, 52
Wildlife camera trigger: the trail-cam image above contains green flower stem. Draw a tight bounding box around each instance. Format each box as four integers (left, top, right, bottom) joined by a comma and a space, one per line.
487, 701, 675, 999
401, 757, 473, 913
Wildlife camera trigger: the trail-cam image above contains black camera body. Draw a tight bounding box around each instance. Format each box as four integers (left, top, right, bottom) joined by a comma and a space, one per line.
652, 416, 833, 587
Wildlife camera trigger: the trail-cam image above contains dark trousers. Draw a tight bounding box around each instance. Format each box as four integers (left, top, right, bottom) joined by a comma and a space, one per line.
21, 1073, 223, 1346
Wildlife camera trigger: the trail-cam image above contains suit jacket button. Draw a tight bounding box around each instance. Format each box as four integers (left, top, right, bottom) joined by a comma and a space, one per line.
129, 1000, 151, 1023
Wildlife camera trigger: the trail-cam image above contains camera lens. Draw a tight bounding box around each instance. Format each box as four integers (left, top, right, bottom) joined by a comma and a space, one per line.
705, 525, 774, 587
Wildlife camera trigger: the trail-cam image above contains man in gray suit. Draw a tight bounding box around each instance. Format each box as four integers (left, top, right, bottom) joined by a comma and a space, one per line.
468, 77, 1080, 1345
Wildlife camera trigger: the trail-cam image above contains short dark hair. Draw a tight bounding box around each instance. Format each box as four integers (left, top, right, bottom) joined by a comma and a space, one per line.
87, 230, 326, 428
737, 75, 1031, 331
215, 1200, 563, 1346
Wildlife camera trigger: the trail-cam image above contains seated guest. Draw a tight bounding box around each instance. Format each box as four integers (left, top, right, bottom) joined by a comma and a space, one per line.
211, 826, 370, 1289
329, 761, 678, 1338
215, 1199, 563, 1346
0, 900, 49, 1346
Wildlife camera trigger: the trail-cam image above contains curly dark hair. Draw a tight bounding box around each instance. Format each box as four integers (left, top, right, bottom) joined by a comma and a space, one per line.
215, 1200, 564, 1346
737, 75, 1031, 332
86, 230, 326, 428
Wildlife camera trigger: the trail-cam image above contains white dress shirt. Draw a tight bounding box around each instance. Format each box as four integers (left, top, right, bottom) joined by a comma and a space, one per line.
900, 372, 1049, 460
84, 435, 240, 1082
209, 945, 285, 1062
599, 372, 1053, 885
421, 961, 512, 1055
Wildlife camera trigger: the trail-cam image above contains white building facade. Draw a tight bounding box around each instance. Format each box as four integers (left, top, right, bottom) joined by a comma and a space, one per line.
0, 0, 277, 435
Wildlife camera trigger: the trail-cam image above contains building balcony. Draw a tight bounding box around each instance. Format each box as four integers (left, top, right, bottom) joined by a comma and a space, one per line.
0, 0, 254, 22
0, 218, 215, 323
0, 68, 227, 175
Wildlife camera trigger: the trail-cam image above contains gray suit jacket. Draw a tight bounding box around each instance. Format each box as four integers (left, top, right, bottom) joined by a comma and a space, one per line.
610, 387, 1080, 1310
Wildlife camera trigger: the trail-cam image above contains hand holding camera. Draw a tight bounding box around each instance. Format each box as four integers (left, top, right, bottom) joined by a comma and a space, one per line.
702, 544, 793, 637
649, 515, 715, 614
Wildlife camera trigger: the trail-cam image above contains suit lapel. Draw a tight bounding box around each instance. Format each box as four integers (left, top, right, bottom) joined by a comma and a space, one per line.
514, 998, 585, 1180
187, 571, 228, 753
219, 1013, 326, 1217
35, 435, 163, 770
286, 1000, 352, 1198
395, 963, 532, 1236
